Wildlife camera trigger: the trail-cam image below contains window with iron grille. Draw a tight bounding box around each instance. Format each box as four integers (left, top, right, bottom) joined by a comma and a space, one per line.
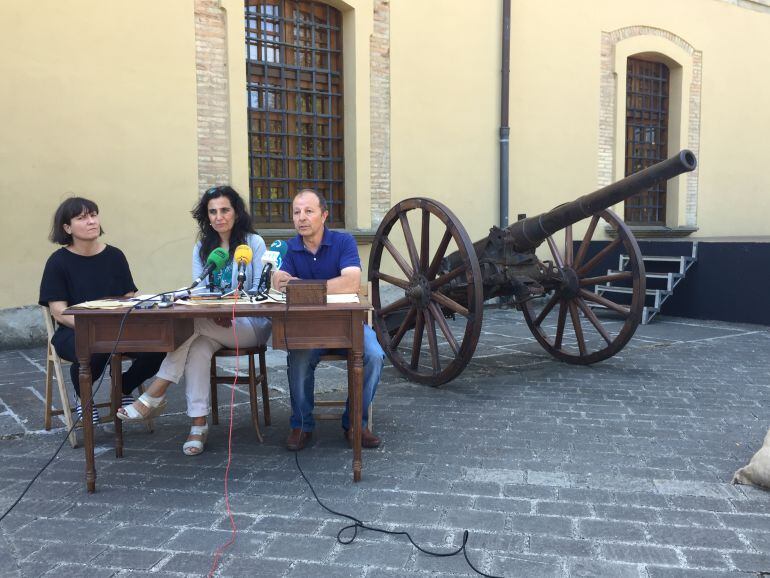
245, 0, 344, 227
624, 57, 669, 225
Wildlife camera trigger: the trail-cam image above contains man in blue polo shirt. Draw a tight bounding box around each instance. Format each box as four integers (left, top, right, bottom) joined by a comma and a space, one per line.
273, 189, 384, 451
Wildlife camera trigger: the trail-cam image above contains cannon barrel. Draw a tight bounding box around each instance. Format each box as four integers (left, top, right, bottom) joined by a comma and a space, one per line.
508, 150, 697, 251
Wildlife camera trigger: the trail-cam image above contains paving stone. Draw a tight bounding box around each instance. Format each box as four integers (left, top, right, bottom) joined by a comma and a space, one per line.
91, 547, 166, 570
507, 514, 573, 537
330, 537, 412, 568
743, 530, 770, 553
7, 538, 41, 561
680, 548, 730, 569
159, 552, 213, 574
646, 525, 744, 549
217, 556, 292, 577
536, 501, 591, 517
730, 551, 770, 573
578, 519, 646, 541
262, 535, 335, 562
18, 562, 49, 578
41, 563, 115, 577
96, 524, 178, 548
366, 569, 434, 578
474, 496, 531, 514
530, 535, 594, 558
13, 519, 117, 545
412, 548, 488, 576
719, 512, 770, 531
557, 487, 614, 504
163, 528, 237, 554
653, 480, 742, 500
488, 552, 562, 577
285, 561, 365, 577
666, 495, 734, 513
377, 505, 442, 526
655, 509, 722, 527
567, 558, 642, 577
593, 504, 660, 523
444, 509, 506, 532
503, 484, 558, 500
601, 543, 680, 565
25, 542, 107, 566
645, 568, 735, 578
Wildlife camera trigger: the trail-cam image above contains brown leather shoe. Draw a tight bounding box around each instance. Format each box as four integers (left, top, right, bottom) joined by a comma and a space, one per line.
344, 428, 381, 449
286, 428, 312, 451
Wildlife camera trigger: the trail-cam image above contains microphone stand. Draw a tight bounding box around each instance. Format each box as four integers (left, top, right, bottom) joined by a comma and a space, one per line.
250, 263, 273, 302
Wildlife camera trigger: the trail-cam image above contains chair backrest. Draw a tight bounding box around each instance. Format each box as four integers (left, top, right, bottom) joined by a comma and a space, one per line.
359, 282, 372, 324
41, 305, 56, 345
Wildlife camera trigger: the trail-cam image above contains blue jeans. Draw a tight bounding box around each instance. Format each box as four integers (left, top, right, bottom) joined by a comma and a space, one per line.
287, 324, 384, 431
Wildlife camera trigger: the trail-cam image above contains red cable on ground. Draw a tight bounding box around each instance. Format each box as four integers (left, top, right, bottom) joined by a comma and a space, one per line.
208, 294, 240, 577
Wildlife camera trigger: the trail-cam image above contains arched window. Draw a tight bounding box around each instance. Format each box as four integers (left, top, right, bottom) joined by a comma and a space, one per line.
624, 57, 670, 225
246, 0, 344, 226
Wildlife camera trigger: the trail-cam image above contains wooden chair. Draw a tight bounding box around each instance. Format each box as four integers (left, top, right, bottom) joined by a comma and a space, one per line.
314, 284, 374, 430
42, 306, 152, 449
210, 345, 270, 442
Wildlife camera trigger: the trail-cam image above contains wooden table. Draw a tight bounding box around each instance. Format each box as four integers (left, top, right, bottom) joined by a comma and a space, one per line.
65, 300, 370, 493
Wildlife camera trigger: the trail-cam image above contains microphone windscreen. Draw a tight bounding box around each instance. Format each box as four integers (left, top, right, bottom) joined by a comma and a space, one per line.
269, 240, 288, 269
234, 244, 253, 265
206, 247, 229, 271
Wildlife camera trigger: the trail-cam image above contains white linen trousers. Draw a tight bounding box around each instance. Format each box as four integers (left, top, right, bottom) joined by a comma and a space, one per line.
155, 317, 271, 417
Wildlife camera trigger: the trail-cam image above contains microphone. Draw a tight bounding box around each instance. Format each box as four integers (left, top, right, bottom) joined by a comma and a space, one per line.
234, 244, 253, 290
189, 247, 229, 290
267, 240, 288, 269
256, 240, 289, 295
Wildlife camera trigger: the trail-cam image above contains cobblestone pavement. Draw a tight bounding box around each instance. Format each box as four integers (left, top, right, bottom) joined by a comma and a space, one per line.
0, 309, 769, 577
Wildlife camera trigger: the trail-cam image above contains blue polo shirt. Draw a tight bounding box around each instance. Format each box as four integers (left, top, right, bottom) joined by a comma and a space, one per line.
281, 228, 361, 281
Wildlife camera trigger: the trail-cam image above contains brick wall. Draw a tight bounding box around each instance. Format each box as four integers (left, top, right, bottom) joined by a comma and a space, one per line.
369, 0, 391, 226
195, 0, 231, 196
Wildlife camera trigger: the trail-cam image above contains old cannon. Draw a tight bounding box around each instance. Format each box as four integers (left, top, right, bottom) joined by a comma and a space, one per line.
368, 150, 697, 385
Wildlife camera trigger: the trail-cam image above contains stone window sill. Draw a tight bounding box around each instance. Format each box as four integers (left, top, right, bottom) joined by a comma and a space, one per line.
605, 225, 698, 239
259, 228, 378, 245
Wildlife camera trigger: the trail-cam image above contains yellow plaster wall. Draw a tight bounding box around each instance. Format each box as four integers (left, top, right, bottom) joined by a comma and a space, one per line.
0, 1, 199, 309
390, 0, 501, 245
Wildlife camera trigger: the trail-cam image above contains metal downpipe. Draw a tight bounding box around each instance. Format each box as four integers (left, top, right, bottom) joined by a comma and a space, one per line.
500, 0, 511, 229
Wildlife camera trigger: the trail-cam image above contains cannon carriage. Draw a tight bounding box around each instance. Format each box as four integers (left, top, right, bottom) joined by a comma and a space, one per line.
367, 150, 698, 386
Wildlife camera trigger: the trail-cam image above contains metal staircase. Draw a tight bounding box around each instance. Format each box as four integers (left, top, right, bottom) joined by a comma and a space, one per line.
595, 242, 697, 324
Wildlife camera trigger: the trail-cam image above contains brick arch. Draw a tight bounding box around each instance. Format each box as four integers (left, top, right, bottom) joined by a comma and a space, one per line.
598, 26, 702, 228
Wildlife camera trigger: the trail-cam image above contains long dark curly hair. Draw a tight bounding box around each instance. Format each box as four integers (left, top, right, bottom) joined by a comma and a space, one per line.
191, 186, 256, 263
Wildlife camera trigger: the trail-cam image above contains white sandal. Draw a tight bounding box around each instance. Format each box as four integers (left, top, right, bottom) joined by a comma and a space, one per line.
183, 425, 209, 456
116, 392, 167, 422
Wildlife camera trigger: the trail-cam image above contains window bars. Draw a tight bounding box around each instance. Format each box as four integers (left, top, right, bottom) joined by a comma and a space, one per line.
246, 0, 344, 226
624, 57, 670, 225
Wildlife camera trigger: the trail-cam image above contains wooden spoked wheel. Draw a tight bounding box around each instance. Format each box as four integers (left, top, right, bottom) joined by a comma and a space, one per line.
368, 198, 484, 386
521, 209, 645, 364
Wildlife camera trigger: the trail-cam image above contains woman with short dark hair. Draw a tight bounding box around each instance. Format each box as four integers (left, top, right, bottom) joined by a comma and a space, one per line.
38, 197, 164, 423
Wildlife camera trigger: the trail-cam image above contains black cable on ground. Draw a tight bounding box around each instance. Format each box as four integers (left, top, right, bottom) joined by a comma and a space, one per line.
293, 451, 501, 578
280, 292, 501, 578
0, 290, 176, 523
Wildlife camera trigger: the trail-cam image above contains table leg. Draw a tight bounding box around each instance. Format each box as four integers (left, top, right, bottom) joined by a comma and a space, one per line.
78, 351, 96, 493
349, 314, 364, 482
111, 355, 124, 458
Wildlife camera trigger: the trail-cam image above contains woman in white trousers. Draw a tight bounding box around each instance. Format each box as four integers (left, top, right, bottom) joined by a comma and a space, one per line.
118, 186, 271, 455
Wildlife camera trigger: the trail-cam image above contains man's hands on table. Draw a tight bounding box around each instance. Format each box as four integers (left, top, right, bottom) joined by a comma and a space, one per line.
272, 270, 297, 293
